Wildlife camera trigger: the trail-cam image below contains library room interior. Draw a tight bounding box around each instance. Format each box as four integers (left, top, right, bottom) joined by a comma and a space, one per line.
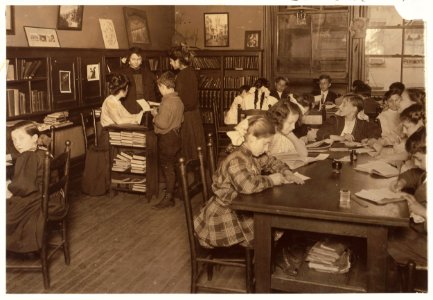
3, 2, 430, 294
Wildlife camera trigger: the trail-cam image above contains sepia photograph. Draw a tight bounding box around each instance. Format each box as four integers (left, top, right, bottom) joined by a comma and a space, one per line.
3, 1, 430, 296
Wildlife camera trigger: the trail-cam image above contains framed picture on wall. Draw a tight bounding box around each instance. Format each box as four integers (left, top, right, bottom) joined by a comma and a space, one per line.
6, 5, 14, 35
124, 7, 151, 47
244, 31, 261, 50
86, 64, 100, 81
57, 5, 84, 30
24, 26, 60, 48
59, 70, 72, 94
204, 13, 229, 47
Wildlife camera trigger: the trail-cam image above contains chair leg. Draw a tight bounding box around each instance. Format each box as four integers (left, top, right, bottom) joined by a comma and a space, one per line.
62, 219, 70, 265
191, 260, 198, 293
207, 263, 214, 281
245, 247, 254, 293
40, 246, 50, 289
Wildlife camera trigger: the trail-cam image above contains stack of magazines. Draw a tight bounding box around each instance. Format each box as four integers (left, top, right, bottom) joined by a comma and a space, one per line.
305, 240, 351, 274
43, 111, 73, 128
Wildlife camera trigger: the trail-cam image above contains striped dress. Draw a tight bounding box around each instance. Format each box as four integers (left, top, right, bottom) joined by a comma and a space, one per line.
194, 145, 290, 248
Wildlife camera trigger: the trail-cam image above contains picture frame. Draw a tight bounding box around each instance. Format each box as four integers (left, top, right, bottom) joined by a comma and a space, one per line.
59, 70, 71, 94
24, 26, 60, 48
244, 31, 261, 50
86, 64, 100, 81
204, 13, 229, 47
57, 5, 84, 31
99, 19, 119, 49
6, 5, 14, 35
123, 7, 151, 47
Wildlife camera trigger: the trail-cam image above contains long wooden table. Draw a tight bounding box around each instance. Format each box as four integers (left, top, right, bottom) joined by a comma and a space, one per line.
231, 155, 410, 293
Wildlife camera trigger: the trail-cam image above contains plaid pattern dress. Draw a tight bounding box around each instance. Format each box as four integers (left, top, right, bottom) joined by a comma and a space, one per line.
194, 145, 290, 248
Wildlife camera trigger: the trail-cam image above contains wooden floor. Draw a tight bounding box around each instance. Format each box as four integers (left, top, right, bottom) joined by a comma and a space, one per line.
6, 188, 245, 293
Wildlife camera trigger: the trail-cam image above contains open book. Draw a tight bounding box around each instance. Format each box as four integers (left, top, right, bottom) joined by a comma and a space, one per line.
306, 140, 332, 150
354, 161, 399, 178
273, 153, 329, 170
355, 188, 405, 205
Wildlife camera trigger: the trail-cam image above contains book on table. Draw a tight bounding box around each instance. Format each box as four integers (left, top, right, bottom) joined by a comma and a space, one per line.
354, 161, 399, 178
272, 153, 329, 170
306, 140, 332, 150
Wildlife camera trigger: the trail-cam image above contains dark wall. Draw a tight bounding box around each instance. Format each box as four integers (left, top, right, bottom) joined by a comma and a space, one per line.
6, 5, 175, 50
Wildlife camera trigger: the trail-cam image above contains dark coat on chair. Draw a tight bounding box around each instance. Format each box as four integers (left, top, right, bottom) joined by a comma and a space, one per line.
270, 89, 290, 101
316, 115, 382, 142
117, 66, 159, 114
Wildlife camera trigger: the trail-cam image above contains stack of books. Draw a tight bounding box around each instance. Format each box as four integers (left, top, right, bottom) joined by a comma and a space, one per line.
131, 153, 146, 174
131, 132, 146, 147
111, 152, 133, 172
111, 177, 146, 193
43, 111, 73, 128
305, 240, 351, 274
120, 131, 133, 146
132, 182, 146, 192
109, 131, 121, 145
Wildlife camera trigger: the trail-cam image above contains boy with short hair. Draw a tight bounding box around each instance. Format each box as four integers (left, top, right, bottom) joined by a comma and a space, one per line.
314, 74, 338, 109
270, 76, 290, 101
151, 71, 184, 209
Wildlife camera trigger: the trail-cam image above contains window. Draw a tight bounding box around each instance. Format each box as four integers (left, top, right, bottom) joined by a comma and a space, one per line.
365, 6, 425, 92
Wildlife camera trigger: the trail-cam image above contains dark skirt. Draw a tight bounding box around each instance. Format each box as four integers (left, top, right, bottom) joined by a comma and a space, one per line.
181, 109, 206, 160
7, 191, 65, 253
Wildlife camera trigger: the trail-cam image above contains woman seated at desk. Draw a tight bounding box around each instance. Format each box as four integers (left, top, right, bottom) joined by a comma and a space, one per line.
316, 94, 381, 143
224, 78, 279, 125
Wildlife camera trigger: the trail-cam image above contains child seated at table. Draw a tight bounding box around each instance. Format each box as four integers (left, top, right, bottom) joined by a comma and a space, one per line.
194, 115, 304, 248
316, 94, 381, 143
224, 78, 278, 125
313, 74, 338, 109
224, 84, 250, 124
7, 121, 65, 253
387, 127, 426, 268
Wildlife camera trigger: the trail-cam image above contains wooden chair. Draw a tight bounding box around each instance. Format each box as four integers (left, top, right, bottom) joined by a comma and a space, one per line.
80, 109, 98, 149
7, 140, 72, 289
237, 104, 267, 123
179, 146, 254, 293
363, 97, 381, 120
211, 97, 234, 155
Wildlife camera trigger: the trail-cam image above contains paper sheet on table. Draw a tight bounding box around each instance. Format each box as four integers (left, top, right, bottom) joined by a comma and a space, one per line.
355, 147, 375, 154
336, 155, 351, 162
355, 188, 405, 205
293, 172, 310, 181
354, 161, 399, 177
136, 99, 152, 112
273, 153, 329, 170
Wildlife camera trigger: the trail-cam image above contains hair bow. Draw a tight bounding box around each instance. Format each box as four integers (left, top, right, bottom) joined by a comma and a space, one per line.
226, 117, 250, 146
248, 87, 256, 94
288, 94, 307, 115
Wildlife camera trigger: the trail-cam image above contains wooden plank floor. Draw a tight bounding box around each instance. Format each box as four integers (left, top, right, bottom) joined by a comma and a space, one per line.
6, 188, 245, 293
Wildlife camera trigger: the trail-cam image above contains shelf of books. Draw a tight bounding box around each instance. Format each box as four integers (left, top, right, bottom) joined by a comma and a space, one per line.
107, 125, 158, 200
6, 57, 51, 119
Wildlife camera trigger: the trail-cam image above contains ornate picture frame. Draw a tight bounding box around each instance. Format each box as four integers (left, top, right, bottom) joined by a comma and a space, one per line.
124, 7, 151, 47
57, 5, 84, 31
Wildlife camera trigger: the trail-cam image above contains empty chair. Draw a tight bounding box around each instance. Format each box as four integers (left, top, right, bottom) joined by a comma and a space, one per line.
80, 109, 98, 149
7, 140, 72, 289
178, 146, 254, 293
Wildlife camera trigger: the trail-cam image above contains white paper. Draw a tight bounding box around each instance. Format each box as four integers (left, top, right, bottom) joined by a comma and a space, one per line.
354, 161, 399, 177
148, 101, 161, 107
336, 155, 351, 162
355, 188, 405, 204
293, 172, 311, 181
136, 99, 152, 112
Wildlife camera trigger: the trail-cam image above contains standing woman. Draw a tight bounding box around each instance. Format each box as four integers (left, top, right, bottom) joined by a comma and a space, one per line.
168, 45, 206, 160
120, 47, 159, 114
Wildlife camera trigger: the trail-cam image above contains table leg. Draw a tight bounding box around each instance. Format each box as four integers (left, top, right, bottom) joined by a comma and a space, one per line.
366, 226, 388, 292
254, 213, 273, 293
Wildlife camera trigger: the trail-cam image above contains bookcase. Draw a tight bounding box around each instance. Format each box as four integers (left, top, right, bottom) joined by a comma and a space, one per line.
191, 50, 263, 126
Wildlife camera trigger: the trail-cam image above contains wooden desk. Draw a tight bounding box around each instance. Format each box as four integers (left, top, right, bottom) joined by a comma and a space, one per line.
232, 156, 409, 293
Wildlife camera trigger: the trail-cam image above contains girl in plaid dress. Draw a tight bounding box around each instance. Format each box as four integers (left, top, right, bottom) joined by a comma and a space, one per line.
194, 116, 305, 248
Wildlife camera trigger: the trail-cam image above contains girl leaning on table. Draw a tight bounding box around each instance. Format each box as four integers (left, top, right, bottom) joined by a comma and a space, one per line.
194, 115, 304, 249
6, 121, 66, 253
81, 73, 144, 196
387, 126, 427, 267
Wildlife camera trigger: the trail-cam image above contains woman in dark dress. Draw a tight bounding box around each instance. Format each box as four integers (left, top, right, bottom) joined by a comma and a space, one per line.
7, 121, 64, 253
168, 45, 206, 160
119, 47, 159, 114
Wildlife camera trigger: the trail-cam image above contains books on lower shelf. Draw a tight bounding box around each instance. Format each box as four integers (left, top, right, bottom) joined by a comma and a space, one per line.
354, 161, 399, 178
109, 131, 146, 148
192, 56, 221, 69
223, 76, 258, 89
305, 240, 351, 274
112, 151, 146, 173
111, 177, 147, 192
355, 188, 405, 205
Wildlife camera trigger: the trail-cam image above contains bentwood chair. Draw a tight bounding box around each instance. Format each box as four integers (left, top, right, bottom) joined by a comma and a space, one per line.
7, 141, 72, 289
179, 144, 254, 293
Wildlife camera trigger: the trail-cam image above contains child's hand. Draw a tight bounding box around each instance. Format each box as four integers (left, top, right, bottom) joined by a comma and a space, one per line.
372, 142, 384, 154
343, 134, 354, 142
269, 173, 286, 186
403, 194, 426, 218
150, 108, 158, 117
6, 180, 12, 199
307, 129, 317, 142
284, 173, 305, 185
389, 179, 406, 192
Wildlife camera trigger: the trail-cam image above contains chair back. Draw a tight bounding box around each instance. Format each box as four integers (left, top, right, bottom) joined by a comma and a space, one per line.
179, 147, 211, 260
206, 133, 217, 173
363, 97, 381, 120
42, 140, 71, 221
237, 104, 267, 123
80, 110, 97, 149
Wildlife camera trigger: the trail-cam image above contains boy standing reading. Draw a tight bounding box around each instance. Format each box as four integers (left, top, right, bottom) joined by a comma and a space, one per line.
151, 72, 184, 209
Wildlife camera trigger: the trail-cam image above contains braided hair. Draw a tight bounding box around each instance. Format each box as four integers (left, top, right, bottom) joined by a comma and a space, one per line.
253, 78, 269, 109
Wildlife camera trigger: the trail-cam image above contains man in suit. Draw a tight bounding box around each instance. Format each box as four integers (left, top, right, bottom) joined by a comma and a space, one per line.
314, 74, 338, 109
270, 76, 290, 101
